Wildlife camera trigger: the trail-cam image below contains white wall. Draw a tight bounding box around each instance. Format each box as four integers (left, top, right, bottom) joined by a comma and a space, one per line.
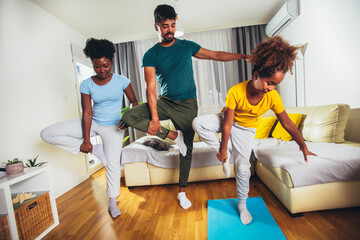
278, 0, 360, 109
0, 0, 89, 197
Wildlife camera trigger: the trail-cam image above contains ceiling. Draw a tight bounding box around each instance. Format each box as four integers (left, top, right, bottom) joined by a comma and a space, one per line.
31, 0, 287, 43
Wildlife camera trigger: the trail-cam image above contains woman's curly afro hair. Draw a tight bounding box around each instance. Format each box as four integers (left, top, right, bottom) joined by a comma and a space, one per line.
251, 36, 299, 78
83, 38, 115, 61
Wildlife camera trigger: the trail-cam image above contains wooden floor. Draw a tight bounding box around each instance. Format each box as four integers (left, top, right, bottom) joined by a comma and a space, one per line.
44, 169, 360, 240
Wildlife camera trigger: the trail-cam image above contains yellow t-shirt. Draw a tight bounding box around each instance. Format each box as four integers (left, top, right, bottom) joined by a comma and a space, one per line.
225, 80, 285, 128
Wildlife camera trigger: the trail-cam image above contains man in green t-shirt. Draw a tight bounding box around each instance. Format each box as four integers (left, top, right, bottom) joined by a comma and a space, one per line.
122, 4, 252, 209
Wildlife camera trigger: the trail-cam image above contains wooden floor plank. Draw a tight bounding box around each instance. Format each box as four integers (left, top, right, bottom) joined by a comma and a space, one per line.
43, 168, 360, 240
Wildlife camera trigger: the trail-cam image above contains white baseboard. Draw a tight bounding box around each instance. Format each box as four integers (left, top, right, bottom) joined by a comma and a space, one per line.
54, 174, 89, 198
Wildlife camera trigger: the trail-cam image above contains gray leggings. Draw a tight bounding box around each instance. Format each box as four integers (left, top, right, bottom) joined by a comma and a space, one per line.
40, 119, 123, 198
192, 113, 255, 204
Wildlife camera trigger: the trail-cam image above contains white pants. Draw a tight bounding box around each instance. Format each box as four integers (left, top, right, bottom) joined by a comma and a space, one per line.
41, 119, 123, 198
192, 113, 255, 204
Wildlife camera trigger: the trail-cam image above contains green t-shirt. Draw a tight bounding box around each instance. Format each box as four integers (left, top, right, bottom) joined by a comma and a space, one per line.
142, 39, 201, 100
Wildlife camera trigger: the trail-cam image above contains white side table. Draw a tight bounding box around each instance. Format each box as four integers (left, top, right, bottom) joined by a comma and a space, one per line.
0, 165, 59, 239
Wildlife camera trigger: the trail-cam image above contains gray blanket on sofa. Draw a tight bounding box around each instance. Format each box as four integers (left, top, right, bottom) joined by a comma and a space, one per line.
121, 136, 233, 169
253, 138, 360, 187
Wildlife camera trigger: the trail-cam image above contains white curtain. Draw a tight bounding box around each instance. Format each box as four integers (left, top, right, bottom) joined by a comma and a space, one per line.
185, 29, 239, 115
134, 28, 239, 116
133, 38, 159, 102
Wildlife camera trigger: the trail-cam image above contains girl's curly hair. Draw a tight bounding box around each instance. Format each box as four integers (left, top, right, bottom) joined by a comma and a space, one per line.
83, 38, 115, 60
251, 36, 299, 78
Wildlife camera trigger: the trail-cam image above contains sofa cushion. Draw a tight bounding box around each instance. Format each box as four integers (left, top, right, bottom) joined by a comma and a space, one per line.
255, 140, 360, 188
286, 104, 350, 143
253, 138, 360, 187
272, 113, 303, 141
255, 117, 277, 139
121, 137, 229, 169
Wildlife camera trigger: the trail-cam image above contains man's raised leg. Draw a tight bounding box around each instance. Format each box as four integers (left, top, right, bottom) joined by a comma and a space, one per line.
123, 100, 188, 156
121, 103, 169, 139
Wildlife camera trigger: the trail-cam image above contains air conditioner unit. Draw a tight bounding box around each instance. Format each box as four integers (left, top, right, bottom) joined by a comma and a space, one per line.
265, 0, 300, 37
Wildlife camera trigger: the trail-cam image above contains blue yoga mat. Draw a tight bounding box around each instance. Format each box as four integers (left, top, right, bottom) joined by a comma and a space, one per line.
208, 197, 286, 240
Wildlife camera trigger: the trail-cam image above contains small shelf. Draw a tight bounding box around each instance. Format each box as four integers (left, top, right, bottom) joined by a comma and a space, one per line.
11, 191, 48, 211
0, 165, 59, 239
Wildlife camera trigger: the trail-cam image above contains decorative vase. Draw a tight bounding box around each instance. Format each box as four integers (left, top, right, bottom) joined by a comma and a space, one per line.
6, 161, 24, 175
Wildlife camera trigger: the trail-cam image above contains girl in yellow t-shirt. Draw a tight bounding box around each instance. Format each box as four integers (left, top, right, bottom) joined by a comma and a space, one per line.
192, 36, 315, 225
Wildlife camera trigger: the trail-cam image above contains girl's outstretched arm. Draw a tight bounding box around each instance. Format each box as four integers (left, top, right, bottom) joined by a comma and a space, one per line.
276, 110, 316, 162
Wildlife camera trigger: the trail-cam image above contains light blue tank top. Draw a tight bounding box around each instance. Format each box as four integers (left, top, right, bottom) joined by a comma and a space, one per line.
80, 74, 130, 126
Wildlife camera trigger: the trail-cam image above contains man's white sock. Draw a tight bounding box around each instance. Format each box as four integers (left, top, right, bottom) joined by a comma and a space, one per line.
238, 203, 252, 225
92, 144, 108, 166
177, 192, 192, 209
174, 130, 187, 157
222, 150, 231, 178
109, 197, 121, 218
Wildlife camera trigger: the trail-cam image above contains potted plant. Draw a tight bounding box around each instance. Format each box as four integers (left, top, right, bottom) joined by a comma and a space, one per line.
6, 158, 24, 175
25, 155, 46, 168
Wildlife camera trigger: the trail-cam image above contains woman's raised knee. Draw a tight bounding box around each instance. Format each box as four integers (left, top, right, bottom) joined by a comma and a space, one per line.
40, 127, 52, 143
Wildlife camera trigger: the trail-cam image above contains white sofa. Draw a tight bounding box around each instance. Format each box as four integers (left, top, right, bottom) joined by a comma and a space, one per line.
254, 104, 360, 214
121, 103, 360, 215
121, 120, 241, 187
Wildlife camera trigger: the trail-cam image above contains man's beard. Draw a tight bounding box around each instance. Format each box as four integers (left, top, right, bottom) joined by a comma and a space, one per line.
162, 33, 174, 43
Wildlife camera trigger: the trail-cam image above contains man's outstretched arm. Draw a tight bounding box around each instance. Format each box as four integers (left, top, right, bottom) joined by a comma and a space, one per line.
194, 47, 253, 62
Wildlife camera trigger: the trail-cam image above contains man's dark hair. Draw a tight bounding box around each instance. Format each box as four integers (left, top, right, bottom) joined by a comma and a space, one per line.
83, 38, 115, 60
154, 4, 177, 24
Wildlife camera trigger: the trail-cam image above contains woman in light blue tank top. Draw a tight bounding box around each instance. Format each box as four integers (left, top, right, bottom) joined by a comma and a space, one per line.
41, 38, 138, 218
